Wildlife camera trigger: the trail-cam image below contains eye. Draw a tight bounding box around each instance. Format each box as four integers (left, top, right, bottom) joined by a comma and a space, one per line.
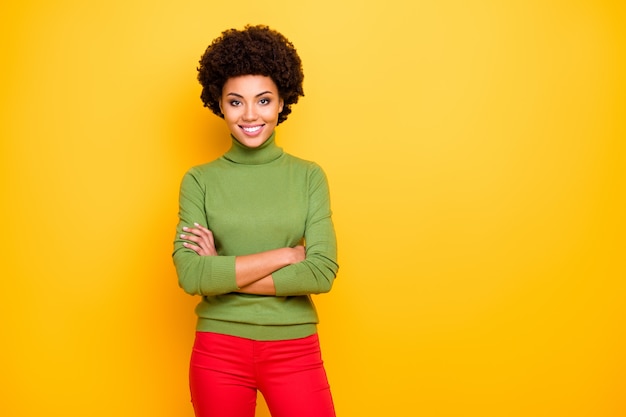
259, 98, 270, 105
229, 100, 241, 106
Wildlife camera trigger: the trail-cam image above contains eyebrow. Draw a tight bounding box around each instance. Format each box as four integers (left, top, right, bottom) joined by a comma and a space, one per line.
226, 91, 274, 98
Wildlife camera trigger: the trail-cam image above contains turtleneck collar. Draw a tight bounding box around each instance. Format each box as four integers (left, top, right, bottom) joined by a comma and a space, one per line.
222, 131, 283, 165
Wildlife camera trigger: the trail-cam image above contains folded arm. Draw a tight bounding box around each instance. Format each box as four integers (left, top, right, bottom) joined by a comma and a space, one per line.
172, 164, 338, 297
270, 164, 339, 296
180, 222, 303, 292
173, 170, 304, 296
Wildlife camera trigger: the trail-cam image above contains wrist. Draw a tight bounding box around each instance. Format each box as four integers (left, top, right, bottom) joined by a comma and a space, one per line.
286, 247, 297, 265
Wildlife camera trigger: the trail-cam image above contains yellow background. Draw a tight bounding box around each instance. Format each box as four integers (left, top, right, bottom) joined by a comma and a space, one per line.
1, 1, 624, 416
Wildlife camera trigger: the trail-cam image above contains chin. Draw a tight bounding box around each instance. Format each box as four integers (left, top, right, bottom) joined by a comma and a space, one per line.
236, 133, 272, 148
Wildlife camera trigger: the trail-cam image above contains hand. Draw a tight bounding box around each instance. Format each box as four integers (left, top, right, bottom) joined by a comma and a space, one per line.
180, 223, 218, 256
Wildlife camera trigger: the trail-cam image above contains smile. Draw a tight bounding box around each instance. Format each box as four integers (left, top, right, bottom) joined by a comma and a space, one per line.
241, 125, 263, 133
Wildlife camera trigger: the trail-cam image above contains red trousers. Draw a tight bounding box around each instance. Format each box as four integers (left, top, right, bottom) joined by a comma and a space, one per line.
189, 331, 336, 417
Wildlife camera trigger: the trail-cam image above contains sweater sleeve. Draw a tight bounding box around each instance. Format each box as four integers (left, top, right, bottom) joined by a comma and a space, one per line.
172, 168, 239, 296
272, 164, 339, 296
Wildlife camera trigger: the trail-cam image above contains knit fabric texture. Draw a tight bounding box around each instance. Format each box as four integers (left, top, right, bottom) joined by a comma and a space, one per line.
173, 132, 338, 340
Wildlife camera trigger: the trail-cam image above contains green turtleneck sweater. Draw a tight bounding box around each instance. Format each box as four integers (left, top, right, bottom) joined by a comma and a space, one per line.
173, 132, 338, 341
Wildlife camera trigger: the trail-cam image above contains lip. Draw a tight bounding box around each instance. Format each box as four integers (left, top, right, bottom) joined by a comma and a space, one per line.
239, 124, 265, 137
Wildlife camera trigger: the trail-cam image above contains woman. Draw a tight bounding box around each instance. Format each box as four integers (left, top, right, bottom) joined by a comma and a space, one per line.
173, 25, 339, 417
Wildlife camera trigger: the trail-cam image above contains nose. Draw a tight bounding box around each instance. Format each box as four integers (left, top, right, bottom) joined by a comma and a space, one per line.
242, 104, 257, 121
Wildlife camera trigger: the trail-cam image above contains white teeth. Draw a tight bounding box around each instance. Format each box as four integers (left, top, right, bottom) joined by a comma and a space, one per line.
243, 126, 262, 133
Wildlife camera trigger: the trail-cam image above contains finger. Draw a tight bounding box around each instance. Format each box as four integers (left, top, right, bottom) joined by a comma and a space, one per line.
192, 223, 215, 252
183, 225, 208, 236
190, 223, 213, 237
184, 224, 211, 243
182, 237, 211, 256
193, 222, 209, 232
182, 241, 202, 253
180, 233, 203, 245
182, 224, 217, 256
181, 234, 213, 256
181, 227, 209, 250
203, 227, 216, 248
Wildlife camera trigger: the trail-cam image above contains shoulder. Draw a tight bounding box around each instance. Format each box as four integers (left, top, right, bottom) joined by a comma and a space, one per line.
184, 157, 229, 177
281, 153, 330, 193
282, 153, 325, 174
178, 159, 230, 193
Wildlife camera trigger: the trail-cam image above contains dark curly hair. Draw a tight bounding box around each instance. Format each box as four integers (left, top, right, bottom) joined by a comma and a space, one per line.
197, 25, 305, 125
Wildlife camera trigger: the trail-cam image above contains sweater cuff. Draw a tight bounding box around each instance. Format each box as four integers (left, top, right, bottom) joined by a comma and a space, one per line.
272, 265, 301, 296
202, 255, 238, 294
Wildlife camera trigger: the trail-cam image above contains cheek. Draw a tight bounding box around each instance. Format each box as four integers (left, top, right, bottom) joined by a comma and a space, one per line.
222, 108, 238, 123
265, 106, 281, 122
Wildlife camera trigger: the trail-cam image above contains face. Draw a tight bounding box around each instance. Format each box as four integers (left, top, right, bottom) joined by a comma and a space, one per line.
219, 75, 284, 148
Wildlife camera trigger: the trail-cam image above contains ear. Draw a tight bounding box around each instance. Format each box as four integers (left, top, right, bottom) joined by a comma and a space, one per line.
278, 98, 284, 114
219, 98, 224, 114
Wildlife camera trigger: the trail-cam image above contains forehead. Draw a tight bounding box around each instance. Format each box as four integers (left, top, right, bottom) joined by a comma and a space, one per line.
222, 75, 278, 95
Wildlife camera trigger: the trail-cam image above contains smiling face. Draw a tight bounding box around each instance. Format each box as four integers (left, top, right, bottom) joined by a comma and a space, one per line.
219, 75, 284, 148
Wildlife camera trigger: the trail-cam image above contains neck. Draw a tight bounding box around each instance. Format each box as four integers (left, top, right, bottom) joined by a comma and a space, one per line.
223, 131, 283, 165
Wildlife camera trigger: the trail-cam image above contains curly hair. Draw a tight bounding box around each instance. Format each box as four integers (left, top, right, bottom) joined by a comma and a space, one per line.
197, 25, 305, 125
